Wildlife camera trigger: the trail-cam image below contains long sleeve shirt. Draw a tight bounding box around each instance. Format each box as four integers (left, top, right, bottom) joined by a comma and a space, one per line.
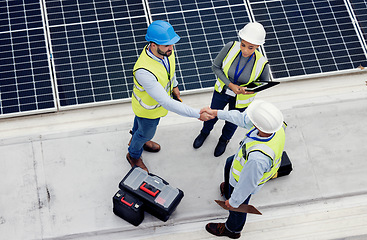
217, 109, 273, 208
134, 47, 200, 118
212, 41, 270, 87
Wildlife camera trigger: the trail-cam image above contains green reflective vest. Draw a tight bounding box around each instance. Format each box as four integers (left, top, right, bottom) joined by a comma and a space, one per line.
231, 124, 286, 185
132, 45, 175, 119
214, 41, 268, 108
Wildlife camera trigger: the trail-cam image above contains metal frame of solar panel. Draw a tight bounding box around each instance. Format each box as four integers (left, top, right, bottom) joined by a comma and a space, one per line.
1, 0, 367, 118
0, 0, 56, 118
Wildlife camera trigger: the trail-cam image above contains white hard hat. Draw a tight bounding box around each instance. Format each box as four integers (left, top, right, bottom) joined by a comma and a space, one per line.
238, 22, 266, 45
247, 100, 283, 134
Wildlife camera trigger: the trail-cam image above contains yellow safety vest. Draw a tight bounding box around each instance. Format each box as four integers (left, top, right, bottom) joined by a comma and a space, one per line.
231, 124, 286, 185
132, 45, 175, 119
214, 41, 268, 108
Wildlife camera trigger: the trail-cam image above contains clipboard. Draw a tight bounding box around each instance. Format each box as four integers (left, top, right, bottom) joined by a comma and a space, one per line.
245, 81, 280, 92
215, 200, 262, 215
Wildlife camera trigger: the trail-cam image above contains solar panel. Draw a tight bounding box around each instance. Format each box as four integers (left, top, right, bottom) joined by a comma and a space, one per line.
147, 0, 251, 91
249, 0, 367, 79
46, 0, 147, 107
0, 0, 55, 116
1, 0, 367, 117
349, 0, 367, 49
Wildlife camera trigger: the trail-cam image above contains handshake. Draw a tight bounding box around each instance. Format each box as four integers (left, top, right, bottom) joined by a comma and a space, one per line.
199, 106, 218, 121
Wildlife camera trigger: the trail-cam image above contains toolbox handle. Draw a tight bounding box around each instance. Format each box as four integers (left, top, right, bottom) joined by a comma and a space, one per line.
140, 182, 159, 197
120, 197, 133, 207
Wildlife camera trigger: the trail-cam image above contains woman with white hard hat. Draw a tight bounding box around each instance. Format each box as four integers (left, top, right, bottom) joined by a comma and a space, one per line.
202, 100, 286, 239
193, 22, 271, 157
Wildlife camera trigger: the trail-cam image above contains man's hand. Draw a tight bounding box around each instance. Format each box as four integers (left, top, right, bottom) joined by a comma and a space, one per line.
200, 106, 217, 118
199, 111, 213, 121
199, 106, 217, 121
172, 86, 180, 99
225, 200, 234, 210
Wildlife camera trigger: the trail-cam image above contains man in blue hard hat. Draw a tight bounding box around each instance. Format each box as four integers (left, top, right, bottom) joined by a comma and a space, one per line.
127, 20, 213, 172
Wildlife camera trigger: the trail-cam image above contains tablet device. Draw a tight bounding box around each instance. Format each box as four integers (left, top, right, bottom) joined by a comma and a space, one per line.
245, 81, 280, 92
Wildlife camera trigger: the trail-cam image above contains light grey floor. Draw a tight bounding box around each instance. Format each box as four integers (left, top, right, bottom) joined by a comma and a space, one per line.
1, 71, 367, 240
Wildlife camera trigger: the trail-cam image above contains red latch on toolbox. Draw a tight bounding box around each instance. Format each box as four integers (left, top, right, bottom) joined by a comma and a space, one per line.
140, 182, 159, 197
120, 197, 133, 207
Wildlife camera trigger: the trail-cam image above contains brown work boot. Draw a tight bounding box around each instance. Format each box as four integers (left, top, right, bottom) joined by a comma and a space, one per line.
128, 130, 161, 153
205, 223, 241, 239
126, 153, 148, 173
143, 140, 161, 152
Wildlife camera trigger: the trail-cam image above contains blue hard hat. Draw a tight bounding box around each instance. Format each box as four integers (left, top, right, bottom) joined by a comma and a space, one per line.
145, 20, 180, 45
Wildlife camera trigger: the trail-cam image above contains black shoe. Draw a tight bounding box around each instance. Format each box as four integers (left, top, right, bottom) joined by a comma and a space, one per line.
205, 223, 241, 239
193, 132, 209, 149
214, 137, 229, 157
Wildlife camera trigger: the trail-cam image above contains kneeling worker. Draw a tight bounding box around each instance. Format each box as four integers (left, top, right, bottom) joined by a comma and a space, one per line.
202, 100, 286, 239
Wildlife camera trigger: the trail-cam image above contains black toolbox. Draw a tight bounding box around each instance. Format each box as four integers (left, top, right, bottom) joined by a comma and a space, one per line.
119, 167, 184, 222
273, 151, 293, 179
113, 189, 144, 226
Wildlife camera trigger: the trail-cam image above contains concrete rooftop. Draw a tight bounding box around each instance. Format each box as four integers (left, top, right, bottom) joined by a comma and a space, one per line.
1, 71, 367, 240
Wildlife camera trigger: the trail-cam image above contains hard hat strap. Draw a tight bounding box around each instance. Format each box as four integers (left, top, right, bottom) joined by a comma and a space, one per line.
246, 127, 275, 142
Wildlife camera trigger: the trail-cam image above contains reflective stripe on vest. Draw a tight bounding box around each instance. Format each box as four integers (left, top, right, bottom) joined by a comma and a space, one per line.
231, 124, 286, 185
132, 77, 173, 110
236, 96, 256, 107
132, 91, 161, 110
134, 82, 144, 92
131, 45, 175, 119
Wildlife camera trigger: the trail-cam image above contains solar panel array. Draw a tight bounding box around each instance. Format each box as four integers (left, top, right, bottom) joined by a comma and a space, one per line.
147, 0, 251, 90
46, 0, 147, 107
0, 0, 55, 116
1, 0, 367, 117
250, 0, 367, 78
349, 0, 367, 47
